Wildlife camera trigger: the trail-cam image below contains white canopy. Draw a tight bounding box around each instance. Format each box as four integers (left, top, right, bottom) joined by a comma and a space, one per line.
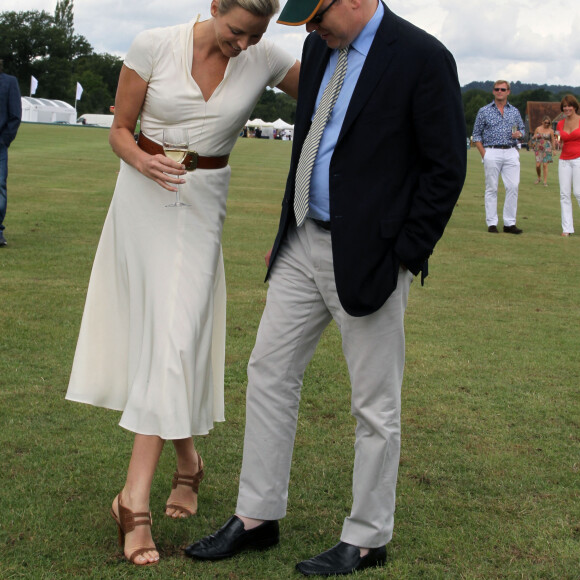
77, 114, 115, 128
21, 97, 76, 124
246, 118, 273, 127
272, 118, 293, 130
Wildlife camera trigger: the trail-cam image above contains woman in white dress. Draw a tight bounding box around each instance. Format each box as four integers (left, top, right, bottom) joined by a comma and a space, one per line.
66, 0, 299, 565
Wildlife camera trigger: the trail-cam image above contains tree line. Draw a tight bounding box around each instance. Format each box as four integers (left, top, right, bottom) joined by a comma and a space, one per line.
2, 2, 579, 130
0, 1, 121, 117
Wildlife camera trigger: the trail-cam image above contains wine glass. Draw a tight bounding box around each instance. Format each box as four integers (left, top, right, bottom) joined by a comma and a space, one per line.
511, 124, 519, 139
162, 128, 191, 208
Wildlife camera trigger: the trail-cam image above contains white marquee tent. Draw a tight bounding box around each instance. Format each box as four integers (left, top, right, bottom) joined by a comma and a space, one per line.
272, 118, 293, 130
245, 118, 293, 139
245, 118, 271, 128
272, 118, 294, 139
245, 118, 274, 138
21, 97, 77, 124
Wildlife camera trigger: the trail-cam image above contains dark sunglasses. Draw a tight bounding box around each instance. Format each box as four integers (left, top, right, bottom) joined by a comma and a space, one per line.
494, 87, 508, 92
311, 0, 339, 25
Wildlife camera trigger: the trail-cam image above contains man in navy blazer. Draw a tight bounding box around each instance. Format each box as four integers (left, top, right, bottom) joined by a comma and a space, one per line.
186, 0, 466, 575
0, 59, 22, 247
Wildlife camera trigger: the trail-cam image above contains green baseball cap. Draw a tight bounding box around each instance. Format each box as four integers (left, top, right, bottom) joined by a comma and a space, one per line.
277, 0, 325, 26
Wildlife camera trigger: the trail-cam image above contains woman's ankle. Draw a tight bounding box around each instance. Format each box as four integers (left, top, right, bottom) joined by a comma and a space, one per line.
176, 451, 200, 475
119, 486, 150, 511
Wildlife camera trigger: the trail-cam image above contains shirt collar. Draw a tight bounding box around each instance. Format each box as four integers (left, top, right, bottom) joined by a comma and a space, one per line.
350, 0, 384, 57
491, 101, 514, 109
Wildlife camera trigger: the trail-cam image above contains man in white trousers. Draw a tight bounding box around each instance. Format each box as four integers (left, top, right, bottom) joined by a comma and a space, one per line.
473, 80, 525, 234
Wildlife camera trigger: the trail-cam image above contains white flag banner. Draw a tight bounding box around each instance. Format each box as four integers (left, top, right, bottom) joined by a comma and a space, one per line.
30, 76, 38, 95
76, 82, 83, 101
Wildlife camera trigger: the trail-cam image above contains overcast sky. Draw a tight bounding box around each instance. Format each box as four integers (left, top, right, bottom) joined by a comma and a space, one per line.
4, 0, 580, 88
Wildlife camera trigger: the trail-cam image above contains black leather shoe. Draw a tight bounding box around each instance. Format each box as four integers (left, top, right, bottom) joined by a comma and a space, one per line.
488, 225, 499, 233
296, 541, 387, 576
503, 225, 523, 234
184, 516, 279, 560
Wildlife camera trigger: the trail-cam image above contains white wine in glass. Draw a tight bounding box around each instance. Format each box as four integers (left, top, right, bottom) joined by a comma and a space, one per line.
162, 128, 191, 207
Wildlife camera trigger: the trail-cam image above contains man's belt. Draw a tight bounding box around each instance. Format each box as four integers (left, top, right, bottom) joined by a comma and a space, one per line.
485, 144, 517, 149
311, 218, 331, 231
137, 132, 229, 171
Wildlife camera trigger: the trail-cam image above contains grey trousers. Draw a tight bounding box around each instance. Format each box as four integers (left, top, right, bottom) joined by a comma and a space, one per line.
236, 219, 413, 547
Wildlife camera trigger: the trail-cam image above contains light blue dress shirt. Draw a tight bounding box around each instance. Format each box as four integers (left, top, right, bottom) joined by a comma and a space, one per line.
306, 1, 383, 222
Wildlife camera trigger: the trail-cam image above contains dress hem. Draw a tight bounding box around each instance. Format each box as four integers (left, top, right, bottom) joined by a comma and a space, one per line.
66, 395, 225, 439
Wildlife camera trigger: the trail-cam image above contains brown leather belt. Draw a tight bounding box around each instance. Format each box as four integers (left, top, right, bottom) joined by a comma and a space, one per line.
137, 132, 229, 171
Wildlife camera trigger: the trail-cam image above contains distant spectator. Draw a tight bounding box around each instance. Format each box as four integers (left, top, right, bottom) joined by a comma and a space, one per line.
0, 59, 22, 247
472, 80, 525, 234
556, 95, 580, 236
532, 116, 555, 186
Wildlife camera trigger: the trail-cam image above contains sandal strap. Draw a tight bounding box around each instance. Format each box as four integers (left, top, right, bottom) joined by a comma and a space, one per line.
117, 496, 153, 534
171, 452, 204, 493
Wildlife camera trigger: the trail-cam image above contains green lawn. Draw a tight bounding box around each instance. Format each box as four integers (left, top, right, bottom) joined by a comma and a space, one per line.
0, 124, 578, 579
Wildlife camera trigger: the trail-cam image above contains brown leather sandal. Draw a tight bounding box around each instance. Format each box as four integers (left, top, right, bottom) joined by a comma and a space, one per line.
165, 452, 204, 518
110, 494, 158, 565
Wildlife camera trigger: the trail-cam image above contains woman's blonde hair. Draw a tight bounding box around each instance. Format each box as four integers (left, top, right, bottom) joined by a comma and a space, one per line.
216, 0, 280, 17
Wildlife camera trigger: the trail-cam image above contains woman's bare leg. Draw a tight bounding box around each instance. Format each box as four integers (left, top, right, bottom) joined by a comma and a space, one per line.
112, 434, 164, 564
165, 437, 202, 518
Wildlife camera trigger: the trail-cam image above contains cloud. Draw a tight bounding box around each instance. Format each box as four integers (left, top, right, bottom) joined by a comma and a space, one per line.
4, 0, 580, 87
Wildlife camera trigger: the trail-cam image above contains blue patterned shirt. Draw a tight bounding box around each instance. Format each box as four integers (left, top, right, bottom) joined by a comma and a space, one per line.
472, 101, 525, 147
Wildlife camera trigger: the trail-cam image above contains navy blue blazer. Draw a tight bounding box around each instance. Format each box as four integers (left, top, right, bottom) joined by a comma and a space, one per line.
267, 4, 467, 317
0, 72, 22, 148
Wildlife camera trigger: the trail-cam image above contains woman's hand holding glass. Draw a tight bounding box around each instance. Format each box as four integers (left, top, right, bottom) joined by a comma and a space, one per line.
162, 128, 191, 207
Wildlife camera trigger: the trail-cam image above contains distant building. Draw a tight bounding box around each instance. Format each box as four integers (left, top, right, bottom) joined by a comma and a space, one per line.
21, 97, 77, 124
76, 114, 115, 128
525, 101, 564, 136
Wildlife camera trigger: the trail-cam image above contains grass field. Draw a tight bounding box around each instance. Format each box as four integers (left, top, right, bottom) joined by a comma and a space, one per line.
1, 124, 579, 579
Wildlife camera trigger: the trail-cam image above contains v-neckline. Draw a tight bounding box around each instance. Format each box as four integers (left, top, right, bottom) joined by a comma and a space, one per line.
188, 22, 232, 104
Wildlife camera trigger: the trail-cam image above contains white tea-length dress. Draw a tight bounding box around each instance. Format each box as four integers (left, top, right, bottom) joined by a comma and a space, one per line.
66, 22, 295, 439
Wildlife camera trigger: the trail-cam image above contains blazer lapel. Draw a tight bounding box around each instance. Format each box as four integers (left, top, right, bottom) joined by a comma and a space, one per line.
294, 38, 331, 147
338, 4, 398, 143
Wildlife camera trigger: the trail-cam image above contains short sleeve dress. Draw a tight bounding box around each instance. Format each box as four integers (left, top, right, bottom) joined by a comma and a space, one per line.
66, 22, 295, 439
534, 133, 553, 164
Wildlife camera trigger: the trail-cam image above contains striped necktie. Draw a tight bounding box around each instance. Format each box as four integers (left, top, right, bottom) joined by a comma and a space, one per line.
294, 46, 349, 228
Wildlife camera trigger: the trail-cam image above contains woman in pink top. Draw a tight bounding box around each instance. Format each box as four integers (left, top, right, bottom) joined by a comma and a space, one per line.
557, 94, 580, 236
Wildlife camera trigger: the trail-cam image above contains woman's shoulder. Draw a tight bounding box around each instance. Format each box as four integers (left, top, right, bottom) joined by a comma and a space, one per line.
243, 38, 295, 72
126, 22, 190, 79
132, 21, 189, 46
245, 37, 276, 60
